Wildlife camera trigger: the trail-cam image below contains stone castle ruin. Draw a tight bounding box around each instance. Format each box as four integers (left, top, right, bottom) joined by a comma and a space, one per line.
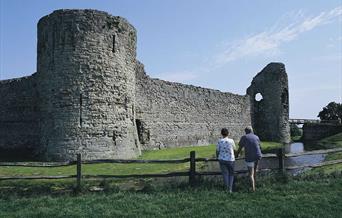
0, 10, 290, 161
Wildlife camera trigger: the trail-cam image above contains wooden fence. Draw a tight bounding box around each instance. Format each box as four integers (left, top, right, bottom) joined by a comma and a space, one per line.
1, 147, 342, 190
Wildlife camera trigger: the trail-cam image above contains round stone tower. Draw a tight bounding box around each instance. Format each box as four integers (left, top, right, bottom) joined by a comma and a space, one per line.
247, 63, 290, 144
36, 9, 140, 160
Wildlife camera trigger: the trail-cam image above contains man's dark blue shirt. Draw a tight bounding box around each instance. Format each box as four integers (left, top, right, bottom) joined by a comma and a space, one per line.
238, 133, 262, 162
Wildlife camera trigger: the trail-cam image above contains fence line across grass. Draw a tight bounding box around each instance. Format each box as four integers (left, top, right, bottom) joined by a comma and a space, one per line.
0, 148, 342, 190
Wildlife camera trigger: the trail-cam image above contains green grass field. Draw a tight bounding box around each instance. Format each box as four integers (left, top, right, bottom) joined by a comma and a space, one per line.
0, 139, 342, 217
308, 133, 342, 174
0, 141, 281, 197
0, 142, 280, 177
304, 132, 342, 151
0, 176, 341, 218
316, 132, 342, 149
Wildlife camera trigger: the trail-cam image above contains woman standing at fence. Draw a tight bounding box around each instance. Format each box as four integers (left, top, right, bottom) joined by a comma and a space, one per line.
216, 128, 236, 193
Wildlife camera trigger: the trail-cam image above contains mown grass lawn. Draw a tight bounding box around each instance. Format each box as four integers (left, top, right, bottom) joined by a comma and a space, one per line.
0, 140, 341, 217
0, 141, 282, 197
0, 176, 341, 218
0, 142, 280, 177
316, 132, 342, 149
308, 133, 342, 174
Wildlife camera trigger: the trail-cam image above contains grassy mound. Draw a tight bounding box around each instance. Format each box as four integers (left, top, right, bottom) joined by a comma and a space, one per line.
307, 133, 342, 174
316, 132, 342, 149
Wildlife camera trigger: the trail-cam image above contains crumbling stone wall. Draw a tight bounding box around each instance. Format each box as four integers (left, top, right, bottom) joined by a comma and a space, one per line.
247, 63, 290, 143
302, 123, 342, 142
0, 75, 39, 159
0, 9, 290, 161
136, 62, 251, 150
35, 10, 140, 160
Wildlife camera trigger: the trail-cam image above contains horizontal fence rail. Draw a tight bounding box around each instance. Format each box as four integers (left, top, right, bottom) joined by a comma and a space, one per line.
195, 153, 278, 162
0, 148, 342, 190
83, 172, 189, 179
196, 168, 273, 176
0, 175, 76, 181
0, 161, 76, 167
82, 159, 190, 164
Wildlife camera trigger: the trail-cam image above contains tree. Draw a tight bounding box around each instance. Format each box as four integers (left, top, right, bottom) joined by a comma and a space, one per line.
290, 124, 301, 136
317, 102, 342, 121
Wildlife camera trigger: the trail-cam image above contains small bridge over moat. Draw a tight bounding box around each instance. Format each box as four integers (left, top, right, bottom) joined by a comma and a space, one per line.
289, 119, 320, 124
289, 119, 341, 125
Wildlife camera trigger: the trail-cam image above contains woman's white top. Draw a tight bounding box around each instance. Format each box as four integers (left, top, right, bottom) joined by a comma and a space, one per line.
216, 137, 236, 161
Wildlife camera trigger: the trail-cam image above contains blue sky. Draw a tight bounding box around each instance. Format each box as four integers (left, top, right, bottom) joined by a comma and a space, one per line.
0, 0, 341, 119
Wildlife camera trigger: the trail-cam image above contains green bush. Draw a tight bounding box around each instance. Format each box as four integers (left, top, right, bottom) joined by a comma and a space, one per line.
290, 123, 302, 137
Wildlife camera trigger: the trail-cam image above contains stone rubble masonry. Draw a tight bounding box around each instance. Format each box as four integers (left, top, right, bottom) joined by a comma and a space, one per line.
135, 61, 251, 150
247, 63, 291, 143
0, 75, 39, 159
35, 9, 140, 161
302, 123, 342, 142
0, 9, 290, 161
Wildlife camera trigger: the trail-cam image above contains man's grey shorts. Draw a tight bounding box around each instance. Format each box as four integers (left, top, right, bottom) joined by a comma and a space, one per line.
245, 161, 256, 168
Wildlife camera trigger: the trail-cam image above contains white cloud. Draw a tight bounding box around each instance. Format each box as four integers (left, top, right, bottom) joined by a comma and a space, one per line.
215, 6, 342, 66
152, 7, 341, 85
154, 71, 198, 83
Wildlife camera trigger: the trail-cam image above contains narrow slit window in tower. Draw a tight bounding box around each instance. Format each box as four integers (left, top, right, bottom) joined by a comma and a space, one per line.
113, 131, 116, 145
79, 93, 83, 127
112, 35, 116, 53
136, 119, 144, 144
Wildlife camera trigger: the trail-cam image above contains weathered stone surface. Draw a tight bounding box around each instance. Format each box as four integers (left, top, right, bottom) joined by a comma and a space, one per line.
302, 123, 342, 142
35, 9, 140, 160
247, 63, 290, 143
0, 75, 39, 159
0, 9, 290, 161
136, 62, 251, 149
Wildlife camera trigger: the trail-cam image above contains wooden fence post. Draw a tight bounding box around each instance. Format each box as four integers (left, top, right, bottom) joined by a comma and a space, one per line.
76, 153, 82, 191
189, 151, 196, 187
277, 148, 285, 174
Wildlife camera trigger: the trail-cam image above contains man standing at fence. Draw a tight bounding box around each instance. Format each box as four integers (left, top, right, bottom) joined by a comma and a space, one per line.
236, 126, 262, 192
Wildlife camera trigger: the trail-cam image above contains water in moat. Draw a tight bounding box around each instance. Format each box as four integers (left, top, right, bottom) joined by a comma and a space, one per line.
285, 142, 304, 153
203, 142, 325, 175
285, 142, 325, 175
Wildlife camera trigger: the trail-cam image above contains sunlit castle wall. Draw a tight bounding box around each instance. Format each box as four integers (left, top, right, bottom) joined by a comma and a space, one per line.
36, 10, 140, 161
135, 62, 252, 150
0, 9, 290, 161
